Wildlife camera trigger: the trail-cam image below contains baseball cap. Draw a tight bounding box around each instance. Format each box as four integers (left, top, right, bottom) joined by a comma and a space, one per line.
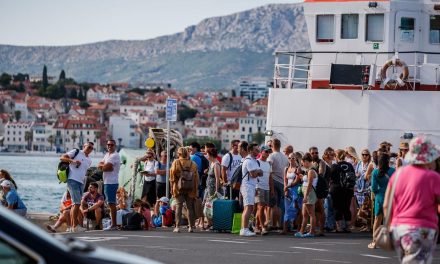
159, 197, 169, 203
261, 145, 271, 152
1, 180, 12, 188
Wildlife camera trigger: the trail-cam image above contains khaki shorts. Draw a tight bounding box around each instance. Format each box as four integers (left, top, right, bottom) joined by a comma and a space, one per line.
255, 189, 270, 205
302, 185, 317, 205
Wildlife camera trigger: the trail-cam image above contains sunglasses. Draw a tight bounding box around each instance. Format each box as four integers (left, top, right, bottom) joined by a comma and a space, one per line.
86, 146, 94, 150
311, 152, 318, 155
107, 144, 115, 146
362, 153, 370, 156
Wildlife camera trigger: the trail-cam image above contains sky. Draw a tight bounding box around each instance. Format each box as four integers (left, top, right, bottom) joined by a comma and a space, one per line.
0, 0, 300, 46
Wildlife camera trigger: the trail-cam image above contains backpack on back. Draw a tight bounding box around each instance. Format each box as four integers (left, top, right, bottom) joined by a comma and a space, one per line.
195, 153, 209, 175
177, 161, 195, 193
314, 175, 329, 199
122, 211, 143, 230
57, 148, 80, 183
339, 163, 356, 189
230, 158, 259, 190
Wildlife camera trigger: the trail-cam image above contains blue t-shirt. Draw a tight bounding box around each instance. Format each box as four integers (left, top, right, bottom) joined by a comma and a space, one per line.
190, 152, 203, 176
6, 189, 26, 210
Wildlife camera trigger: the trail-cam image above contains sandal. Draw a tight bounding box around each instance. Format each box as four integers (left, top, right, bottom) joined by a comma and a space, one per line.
302, 233, 315, 238
367, 242, 377, 249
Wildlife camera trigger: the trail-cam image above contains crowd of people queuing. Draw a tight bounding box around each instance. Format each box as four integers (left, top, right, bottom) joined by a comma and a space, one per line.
1, 134, 440, 264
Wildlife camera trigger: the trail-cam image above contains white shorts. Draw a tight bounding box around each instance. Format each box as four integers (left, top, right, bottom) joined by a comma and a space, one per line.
240, 184, 256, 206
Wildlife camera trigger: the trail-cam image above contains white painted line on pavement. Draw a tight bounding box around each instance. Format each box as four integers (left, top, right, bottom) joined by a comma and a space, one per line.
233, 239, 263, 242
233, 252, 273, 257
249, 250, 300, 254
360, 254, 390, 259
76, 236, 128, 242
143, 246, 188, 251
313, 259, 351, 263
291, 246, 330, 252
303, 242, 360, 245
121, 235, 169, 238
208, 239, 248, 244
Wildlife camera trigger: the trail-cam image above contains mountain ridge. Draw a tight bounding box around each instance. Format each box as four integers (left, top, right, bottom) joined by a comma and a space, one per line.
0, 3, 309, 90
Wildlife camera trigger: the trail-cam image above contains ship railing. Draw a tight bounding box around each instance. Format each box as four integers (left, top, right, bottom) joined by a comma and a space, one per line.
273, 51, 440, 90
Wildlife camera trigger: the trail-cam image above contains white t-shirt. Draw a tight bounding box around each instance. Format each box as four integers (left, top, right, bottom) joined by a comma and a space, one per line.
221, 152, 242, 182
256, 159, 271, 190
101, 152, 121, 184
67, 149, 92, 184
268, 151, 289, 184
241, 155, 260, 187
143, 159, 157, 182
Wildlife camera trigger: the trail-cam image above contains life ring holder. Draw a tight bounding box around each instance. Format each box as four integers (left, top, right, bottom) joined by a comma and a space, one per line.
380, 58, 409, 88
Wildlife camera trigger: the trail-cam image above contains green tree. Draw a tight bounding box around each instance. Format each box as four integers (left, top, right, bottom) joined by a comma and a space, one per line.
252, 132, 265, 145
13, 73, 28, 82
71, 131, 78, 148
47, 135, 55, 151
70, 88, 78, 99
42, 65, 48, 88
59, 70, 66, 81
0, 73, 12, 87
183, 137, 221, 149
79, 101, 90, 109
24, 131, 33, 150
14, 110, 21, 121
178, 105, 198, 123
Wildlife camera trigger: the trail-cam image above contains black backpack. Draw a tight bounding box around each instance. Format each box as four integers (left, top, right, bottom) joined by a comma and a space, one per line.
56, 148, 80, 183
339, 163, 356, 189
122, 212, 143, 230
230, 158, 259, 190
195, 153, 209, 175
314, 175, 329, 199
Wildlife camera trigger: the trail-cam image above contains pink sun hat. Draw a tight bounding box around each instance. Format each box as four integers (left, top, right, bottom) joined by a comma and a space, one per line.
404, 135, 440, 165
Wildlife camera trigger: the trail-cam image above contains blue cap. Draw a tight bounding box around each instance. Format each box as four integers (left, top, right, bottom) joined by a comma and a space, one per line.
261, 145, 271, 152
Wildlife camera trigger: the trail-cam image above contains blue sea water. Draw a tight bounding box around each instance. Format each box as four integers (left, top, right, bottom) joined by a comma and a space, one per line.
0, 154, 102, 214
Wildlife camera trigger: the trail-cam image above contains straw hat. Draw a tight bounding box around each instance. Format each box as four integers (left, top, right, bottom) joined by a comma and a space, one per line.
405, 136, 440, 165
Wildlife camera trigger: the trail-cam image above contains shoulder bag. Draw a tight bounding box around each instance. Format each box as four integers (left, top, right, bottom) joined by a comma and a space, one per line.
374, 169, 401, 251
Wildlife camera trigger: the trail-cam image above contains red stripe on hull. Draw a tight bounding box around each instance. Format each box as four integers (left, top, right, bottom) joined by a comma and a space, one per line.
310, 80, 440, 91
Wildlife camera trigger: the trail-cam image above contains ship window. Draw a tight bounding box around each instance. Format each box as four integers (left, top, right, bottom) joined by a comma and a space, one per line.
316, 15, 335, 43
400, 17, 415, 43
366, 14, 384, 42
430, 15, 440, 44
341, 14, 359, 39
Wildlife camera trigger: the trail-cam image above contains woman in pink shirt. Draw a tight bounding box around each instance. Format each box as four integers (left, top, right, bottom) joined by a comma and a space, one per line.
384, 136, 440, 264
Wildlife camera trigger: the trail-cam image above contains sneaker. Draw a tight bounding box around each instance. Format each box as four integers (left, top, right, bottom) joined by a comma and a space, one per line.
294, 232, 303, 238
66, 227, 72, 233
103, 225, 118, 231
188, 227, 194, 233
46, 225, 56, 233
73, 225, 87, 232
173, 227, 180, 233
261, 228, 269, 235
239, 228, 256, 237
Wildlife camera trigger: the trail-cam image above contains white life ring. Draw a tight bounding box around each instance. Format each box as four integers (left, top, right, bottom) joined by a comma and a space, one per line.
380, 59, 409, 87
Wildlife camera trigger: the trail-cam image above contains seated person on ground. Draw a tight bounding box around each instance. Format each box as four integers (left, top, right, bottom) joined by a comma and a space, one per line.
132, 199, 152, 230
1, 180, 26, 217
152, 197, 174, 228
47, 190, 73, 233
79, 182, 105, 230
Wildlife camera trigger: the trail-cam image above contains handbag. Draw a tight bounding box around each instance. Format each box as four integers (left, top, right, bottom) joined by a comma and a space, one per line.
374, 169, 401, 251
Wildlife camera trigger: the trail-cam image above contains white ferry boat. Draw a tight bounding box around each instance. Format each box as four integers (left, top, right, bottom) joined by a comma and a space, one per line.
266, 0, 440, 152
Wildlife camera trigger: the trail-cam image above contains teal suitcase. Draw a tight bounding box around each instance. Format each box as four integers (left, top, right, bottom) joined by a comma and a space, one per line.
212, 199, 239, 232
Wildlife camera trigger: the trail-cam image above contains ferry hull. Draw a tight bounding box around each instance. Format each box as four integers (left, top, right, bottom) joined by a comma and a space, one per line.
266, 88, 440, 152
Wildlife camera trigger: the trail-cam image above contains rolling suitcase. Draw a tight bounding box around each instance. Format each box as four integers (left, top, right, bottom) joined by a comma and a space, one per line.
212, 199, 239, 232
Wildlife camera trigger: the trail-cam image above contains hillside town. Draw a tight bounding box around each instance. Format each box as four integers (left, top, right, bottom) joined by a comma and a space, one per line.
0, 71, 270, 153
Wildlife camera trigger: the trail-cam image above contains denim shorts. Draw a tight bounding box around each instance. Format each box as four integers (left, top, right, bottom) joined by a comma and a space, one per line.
104, 184, 119, 204
67, 179, 84, 205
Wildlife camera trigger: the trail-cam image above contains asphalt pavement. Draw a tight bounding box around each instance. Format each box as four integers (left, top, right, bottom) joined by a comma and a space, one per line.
63, 228, 440, 264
